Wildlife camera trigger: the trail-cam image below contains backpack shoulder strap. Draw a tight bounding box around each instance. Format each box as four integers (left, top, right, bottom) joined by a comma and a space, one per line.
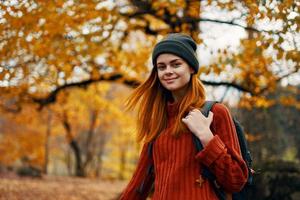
193, 100, 227, 200
200, 100, 218, 117
193, 101, 218, 151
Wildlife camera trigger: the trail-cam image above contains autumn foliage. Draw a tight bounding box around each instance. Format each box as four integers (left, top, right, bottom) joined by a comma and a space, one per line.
0, 0, 299, 182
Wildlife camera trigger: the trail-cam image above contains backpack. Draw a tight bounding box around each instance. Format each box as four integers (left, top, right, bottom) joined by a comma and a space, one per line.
193, 101, 254, 200
137, 101, 254, 200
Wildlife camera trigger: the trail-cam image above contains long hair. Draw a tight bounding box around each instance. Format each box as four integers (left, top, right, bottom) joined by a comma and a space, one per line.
126, 68, 206, 143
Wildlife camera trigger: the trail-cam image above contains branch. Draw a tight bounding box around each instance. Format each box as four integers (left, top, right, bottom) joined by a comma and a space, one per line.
32, 73, 141, 108
193, 17, 261, 33
275, 67, 299, 81
202, 65, 299, 95
123, 12, 268, 34
12, 65, 300, 110
258, 66, 300, 94
30, 63, 300, 108
201, 79, 253, 94
121, 2, 281, 35
32, 72, 256, 109
8, 68, 298, 111
183, 16, 282, 34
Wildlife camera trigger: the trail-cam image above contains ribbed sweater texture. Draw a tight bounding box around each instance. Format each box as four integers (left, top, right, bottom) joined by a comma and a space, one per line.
120, 102, 248, 200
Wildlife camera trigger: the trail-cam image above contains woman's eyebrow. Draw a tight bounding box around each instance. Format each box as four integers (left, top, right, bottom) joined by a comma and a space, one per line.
157, 59, 182, 65
156, 62, 166, 66
170, 59, 182, 63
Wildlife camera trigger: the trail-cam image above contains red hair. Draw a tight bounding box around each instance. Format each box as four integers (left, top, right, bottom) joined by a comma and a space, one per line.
126, 68, 206, 143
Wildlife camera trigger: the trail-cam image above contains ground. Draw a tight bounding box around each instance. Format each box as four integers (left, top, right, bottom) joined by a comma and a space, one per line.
0, 174, 127, 200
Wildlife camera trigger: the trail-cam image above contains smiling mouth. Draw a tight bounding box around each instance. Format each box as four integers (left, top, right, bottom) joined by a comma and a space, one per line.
164, 78, 177, 81
164, 78, 177, 84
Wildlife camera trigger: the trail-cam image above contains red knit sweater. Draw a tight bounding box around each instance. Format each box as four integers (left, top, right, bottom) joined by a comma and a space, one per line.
120, 102, 248, 200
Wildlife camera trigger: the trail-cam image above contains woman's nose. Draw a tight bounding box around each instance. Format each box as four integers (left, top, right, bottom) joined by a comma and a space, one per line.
165, 66, 173, 74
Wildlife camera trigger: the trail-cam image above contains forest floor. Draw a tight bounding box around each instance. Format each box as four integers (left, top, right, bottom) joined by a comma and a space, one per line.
0, 173, 127, 200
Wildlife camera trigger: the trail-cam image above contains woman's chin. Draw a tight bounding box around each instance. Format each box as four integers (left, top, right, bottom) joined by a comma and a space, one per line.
163, 85, 177, 91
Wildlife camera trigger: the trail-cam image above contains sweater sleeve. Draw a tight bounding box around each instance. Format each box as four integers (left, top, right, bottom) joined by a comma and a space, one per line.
195, 103, 248, 193
119, 143, 154, 200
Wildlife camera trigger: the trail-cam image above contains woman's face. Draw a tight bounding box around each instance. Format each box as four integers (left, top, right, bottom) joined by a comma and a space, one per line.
156, 53, 194, 93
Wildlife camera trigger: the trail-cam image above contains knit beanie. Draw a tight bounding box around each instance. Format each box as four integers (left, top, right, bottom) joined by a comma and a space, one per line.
152, 33, 199, 73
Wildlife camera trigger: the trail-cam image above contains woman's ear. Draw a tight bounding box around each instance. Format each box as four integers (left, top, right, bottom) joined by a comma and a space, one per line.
189, 67, 195, 74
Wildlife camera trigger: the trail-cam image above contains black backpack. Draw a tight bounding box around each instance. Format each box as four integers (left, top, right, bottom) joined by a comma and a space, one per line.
137, 101, 254, 200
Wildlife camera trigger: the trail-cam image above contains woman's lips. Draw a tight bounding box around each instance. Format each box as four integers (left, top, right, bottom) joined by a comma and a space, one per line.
164, 78, 177, 83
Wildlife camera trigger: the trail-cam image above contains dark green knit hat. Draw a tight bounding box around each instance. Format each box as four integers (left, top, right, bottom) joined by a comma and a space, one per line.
152, 33, 199, 73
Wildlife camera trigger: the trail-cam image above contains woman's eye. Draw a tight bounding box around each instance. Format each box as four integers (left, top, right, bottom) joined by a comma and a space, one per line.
157, 66, 165, 70
173, 63, 181, 67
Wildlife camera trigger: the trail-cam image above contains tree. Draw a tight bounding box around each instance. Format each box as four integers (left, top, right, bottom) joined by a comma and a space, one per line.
0, 0, 299, 180
0, 0, 298, 109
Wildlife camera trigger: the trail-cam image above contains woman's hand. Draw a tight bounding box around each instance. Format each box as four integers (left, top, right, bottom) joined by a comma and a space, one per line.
182, 109, 214, 147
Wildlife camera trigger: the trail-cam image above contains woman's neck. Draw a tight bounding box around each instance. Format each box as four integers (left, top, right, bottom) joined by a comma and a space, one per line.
171, 85, 189, 102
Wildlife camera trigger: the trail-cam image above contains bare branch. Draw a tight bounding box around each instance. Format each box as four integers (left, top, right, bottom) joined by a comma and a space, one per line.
193, 17, 260, 32
121, 2, 282, 35
32, 73, 141, 108
9, 67, 299, 110
275, 67, 299, 81
201, 79, 253, 94
31, 71, 257, 109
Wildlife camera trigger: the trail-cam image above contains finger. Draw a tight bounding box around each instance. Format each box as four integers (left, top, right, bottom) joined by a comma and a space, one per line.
208, 111, 214, 120
191, 109, 200, 113
189, 110, 199, 117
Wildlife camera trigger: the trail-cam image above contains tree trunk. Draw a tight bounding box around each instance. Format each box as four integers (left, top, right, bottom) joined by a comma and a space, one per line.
119, 149, 126, 180
69, 140, 84, 177
66, 148, 72, 175
83, 110, 98, 170
96, 132, 107, 177
43, 109, 52, 174
62, 112, 85, 177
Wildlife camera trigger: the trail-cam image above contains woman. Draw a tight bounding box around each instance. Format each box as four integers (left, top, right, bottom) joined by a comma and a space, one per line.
120, 33, 248, 200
